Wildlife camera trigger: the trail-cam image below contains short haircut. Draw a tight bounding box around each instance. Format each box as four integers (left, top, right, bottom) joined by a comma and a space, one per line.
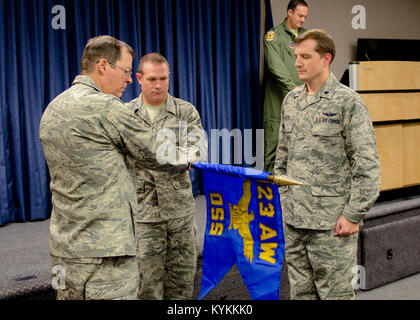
294, 29, 336, 64
287, 0, 309, 11
80, 35, 134, 73
138, 52, 170, 74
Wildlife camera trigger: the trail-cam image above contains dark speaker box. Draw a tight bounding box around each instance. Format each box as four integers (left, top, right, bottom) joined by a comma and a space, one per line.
358, 207, 420, 290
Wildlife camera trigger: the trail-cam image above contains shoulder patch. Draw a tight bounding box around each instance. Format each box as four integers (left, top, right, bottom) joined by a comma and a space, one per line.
266, 31, 276, 41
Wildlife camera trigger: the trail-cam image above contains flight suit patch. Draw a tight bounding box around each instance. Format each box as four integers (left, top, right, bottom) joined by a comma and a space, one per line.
266, 31, 275, 41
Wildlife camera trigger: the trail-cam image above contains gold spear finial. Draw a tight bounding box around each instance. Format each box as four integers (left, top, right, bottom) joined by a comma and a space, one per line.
267, 175, 304, 186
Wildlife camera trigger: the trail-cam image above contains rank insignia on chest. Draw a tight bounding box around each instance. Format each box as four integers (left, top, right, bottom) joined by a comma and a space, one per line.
266, 31, 275, 41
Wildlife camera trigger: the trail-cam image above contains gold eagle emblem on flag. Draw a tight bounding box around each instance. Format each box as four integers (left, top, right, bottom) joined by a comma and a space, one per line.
228, 180, 255, 263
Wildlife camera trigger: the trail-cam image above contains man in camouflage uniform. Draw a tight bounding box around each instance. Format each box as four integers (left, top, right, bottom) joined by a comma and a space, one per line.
39, 37, 189, 300
126, 53, 207, 300
263, 0, 308, 173
274, 29, 381, 299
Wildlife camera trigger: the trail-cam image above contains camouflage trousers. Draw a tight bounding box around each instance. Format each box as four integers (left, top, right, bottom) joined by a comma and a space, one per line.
50, 255, 139, 300
136, 214, 198, 300
284, 223, 358, 300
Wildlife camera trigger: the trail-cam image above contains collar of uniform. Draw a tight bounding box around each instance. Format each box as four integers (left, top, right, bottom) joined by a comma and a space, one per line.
291, 85, 306, 99
73, 75, 102, 93
318, 73, 337, 100
133, 95, 152, 124
164, 94, 177, 116
281, 19, 305, 38
290, 85, 307, 110
291, 73, 337, 110
134, 93, 176, 124
72, 75, 124, 103
281, 19, 294, 37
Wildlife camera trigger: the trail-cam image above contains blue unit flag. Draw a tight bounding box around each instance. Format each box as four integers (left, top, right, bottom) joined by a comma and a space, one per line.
194, 163, 285, 300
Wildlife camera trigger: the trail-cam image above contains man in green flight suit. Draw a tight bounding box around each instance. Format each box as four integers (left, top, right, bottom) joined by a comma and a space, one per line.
263, 0, 309, 173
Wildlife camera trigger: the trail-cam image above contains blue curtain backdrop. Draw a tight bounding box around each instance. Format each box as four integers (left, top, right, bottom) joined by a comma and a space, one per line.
264, 0, 273, 32
0, 0, 262, 226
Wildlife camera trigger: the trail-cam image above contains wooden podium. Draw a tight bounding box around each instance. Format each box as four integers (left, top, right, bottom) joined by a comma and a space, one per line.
350, 61, 420, 191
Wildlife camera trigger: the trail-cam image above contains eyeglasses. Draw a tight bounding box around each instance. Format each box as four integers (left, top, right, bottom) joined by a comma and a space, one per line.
107, 60, 132, 77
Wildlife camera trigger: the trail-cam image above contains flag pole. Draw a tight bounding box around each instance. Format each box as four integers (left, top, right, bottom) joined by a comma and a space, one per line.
267, 175, 303, 186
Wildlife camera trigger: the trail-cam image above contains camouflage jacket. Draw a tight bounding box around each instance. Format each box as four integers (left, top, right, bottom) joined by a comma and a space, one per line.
126, 94, 208, 222
39, 76, 187, 258
274, 74, 381, 230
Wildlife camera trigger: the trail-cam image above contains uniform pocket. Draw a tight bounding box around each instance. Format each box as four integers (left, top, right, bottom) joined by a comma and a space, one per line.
85, 276, 139, 300
311, 124, 341, 137
173, 180, 191, 190
311, 184, 347, 228
85, 256, 139, 300
310, 124, 344, 174
65, 257, 103, 265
